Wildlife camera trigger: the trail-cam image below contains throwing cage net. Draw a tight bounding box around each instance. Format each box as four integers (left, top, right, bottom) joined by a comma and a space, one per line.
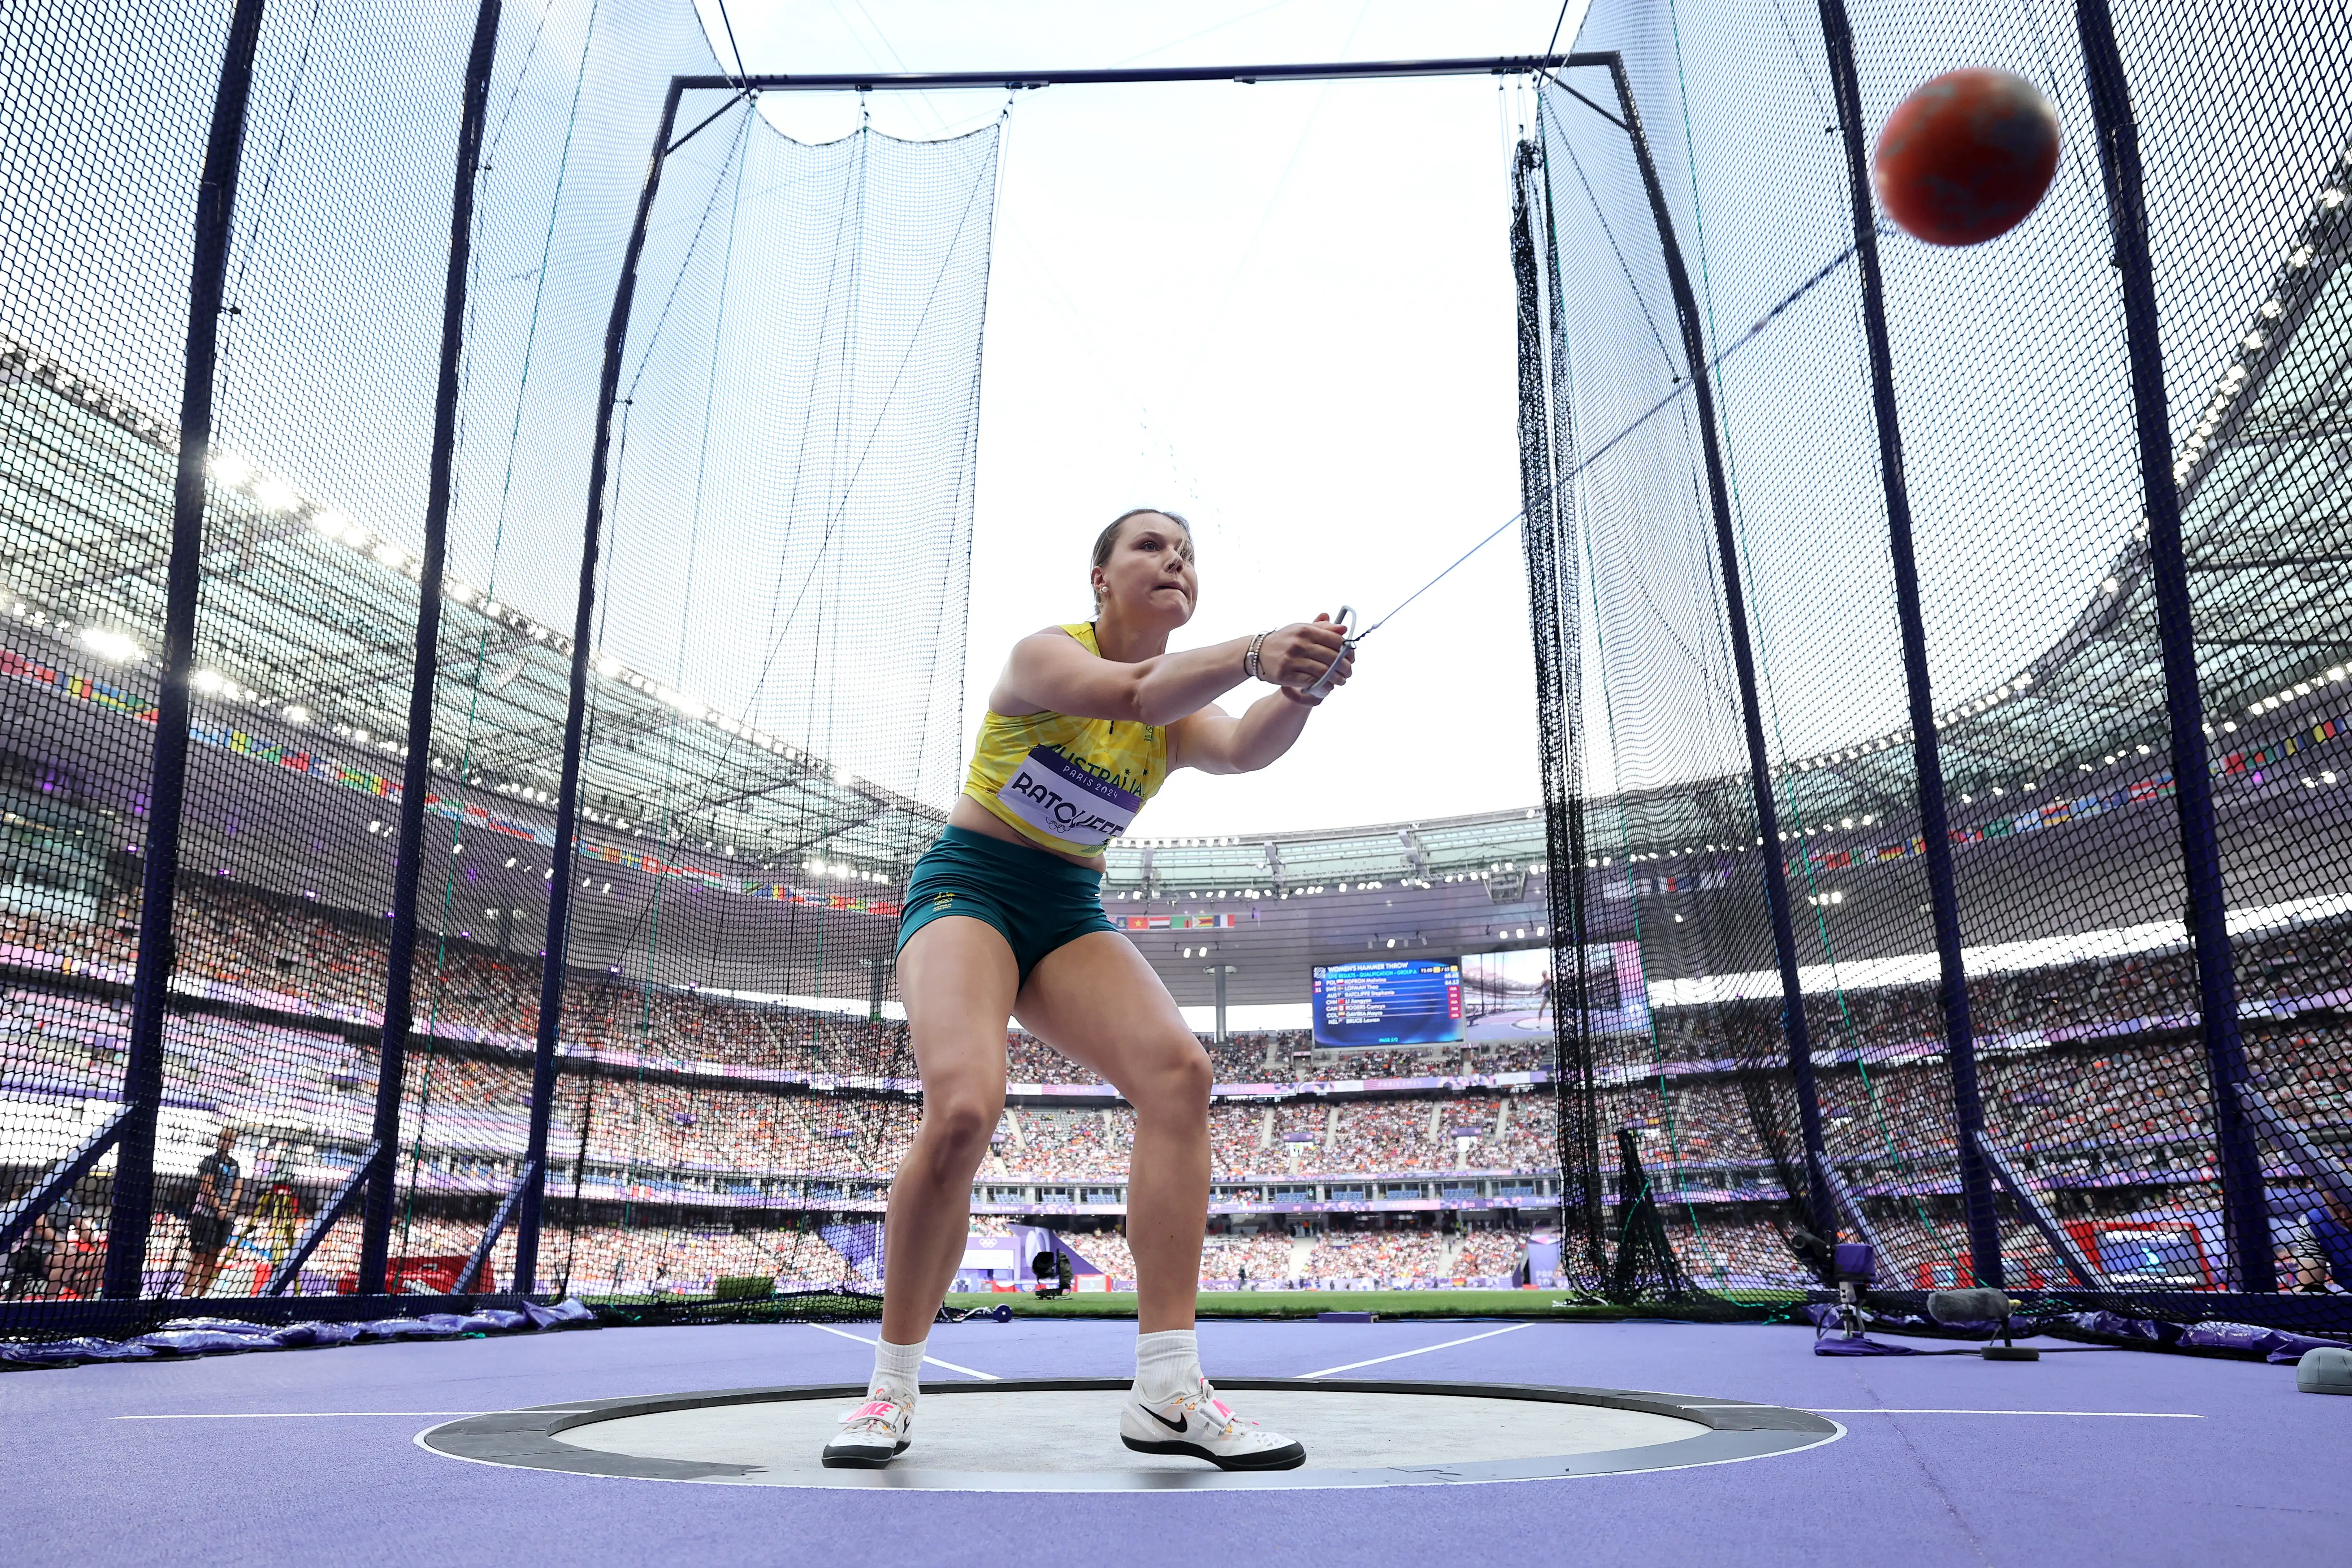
0, 0, 991, 1337
4, 0, 2346, 1347
1524, 0, 2352, 1331
520, 99, 996, 1310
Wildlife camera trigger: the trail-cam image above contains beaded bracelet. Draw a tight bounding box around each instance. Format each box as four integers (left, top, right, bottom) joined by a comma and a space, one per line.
1244, 629, 1271, 681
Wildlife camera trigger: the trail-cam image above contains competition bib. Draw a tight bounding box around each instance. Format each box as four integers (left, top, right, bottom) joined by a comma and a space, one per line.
993, 745, 1141, 848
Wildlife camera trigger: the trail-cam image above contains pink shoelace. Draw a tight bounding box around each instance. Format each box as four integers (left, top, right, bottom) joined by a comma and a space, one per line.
1197, 1382, 1247, 1429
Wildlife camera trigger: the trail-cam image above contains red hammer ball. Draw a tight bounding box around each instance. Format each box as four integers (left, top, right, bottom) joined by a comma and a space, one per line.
1873, 68, 2062, 247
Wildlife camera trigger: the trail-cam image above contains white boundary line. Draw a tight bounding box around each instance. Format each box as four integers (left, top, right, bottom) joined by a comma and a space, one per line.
809, 1322, 1001, 1380
1802, 1408, 2203, 1418
1298, 1322, 1531, 1379
115, 1410, 596, 1420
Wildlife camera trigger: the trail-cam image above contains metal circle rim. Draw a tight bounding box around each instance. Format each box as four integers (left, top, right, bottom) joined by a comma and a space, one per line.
416, 1375, 1843, 1492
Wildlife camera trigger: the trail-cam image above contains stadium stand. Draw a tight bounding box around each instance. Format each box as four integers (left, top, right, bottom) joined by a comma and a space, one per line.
10, 853, 2352, 1299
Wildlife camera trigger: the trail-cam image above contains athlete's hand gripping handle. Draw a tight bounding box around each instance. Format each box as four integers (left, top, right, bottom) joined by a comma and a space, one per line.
1301, 606, 1355, 700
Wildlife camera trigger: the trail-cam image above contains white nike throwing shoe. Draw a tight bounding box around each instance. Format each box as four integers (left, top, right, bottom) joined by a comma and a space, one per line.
822, 1387, 914, 1468
1120, 1376, 1307, 1471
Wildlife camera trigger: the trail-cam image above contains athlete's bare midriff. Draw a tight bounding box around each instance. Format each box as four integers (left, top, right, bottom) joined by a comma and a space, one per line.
946, 793, 1110, 872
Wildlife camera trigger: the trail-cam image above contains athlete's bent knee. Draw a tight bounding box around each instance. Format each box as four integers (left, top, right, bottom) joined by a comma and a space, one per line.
918, 1091, 1003, 1174
1135, 1038, 1211, 1118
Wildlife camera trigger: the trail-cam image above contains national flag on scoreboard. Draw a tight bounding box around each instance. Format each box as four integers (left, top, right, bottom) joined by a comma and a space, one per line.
1124, 916, 1172, 929
1124, 913, 1233, 930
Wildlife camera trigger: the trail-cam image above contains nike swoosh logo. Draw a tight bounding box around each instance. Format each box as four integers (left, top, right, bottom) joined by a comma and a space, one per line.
1140, 1404, 1188, 1434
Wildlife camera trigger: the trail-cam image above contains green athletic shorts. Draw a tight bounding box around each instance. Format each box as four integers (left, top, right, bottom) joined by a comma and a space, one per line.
897, 824, 1119, 983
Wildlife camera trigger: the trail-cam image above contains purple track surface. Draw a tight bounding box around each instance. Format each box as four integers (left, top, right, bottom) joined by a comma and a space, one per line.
3, 1318, 2341, 1566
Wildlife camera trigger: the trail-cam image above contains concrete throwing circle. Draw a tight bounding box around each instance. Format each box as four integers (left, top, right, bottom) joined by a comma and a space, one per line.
419, 1377, 1841, 1490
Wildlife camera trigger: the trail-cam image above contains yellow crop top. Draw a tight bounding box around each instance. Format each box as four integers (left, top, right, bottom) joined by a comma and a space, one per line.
964, 622, 1170, 856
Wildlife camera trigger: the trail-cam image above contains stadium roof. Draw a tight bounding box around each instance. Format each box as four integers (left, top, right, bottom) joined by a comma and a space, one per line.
0, 332, 937, 887
2, 148, 2343, 906
1121, 151, 2352, 895
1729, 157, 2352, 861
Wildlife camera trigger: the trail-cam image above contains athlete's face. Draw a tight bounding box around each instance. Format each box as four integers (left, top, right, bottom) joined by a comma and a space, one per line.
1094, 513, 1196, 626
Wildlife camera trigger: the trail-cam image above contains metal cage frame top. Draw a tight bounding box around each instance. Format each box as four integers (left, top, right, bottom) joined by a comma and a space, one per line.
12, 22, 2276, 1331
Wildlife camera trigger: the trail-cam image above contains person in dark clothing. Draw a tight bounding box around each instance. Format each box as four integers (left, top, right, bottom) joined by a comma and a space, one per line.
2295, 1189, 2352, 1291
184, 1126, 243, 1297
3, 1184, 56, 1298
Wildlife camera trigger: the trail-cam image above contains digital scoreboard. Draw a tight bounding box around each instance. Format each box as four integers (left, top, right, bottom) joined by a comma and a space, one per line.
1457, 942, 1650, 1041
1311, 959, 1464, 1047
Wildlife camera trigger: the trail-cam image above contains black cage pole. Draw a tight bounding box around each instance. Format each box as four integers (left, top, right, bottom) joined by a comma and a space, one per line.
1584, 58, 1841, 1247
2075, 0, 2270, 1290
102, 0, 270, 1302
1816, 0, 2003, 1286
1531, 137, 1605, 1294
509, 56, 1602, 1288
520, 52, 1804, 1293
509, 77, 692, 1297
1510, 141, 1607, 1291
356, 0, 504, 1298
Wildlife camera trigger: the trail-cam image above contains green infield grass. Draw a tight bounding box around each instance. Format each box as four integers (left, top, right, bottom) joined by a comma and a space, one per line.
940, 1288, 1792, 1321
575, 1286, 1798, 1327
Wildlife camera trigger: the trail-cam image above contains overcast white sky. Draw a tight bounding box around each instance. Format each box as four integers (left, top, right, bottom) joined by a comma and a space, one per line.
693, 1, 1590, 836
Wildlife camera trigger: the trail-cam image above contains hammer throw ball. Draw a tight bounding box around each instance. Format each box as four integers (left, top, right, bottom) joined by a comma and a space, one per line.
1873, 68, 2062, 247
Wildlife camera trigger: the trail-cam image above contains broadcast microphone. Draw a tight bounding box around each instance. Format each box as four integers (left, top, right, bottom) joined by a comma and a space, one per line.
1927, 1287, 2015, 1324
1928, 1286, 2038, 1360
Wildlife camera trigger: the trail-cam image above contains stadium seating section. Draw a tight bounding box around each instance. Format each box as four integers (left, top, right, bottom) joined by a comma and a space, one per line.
5, 878, 2348, 1296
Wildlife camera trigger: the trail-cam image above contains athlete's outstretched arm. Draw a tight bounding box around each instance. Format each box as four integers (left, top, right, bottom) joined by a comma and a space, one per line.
1167, 643, 1355, 776
991, 619, 1348, 727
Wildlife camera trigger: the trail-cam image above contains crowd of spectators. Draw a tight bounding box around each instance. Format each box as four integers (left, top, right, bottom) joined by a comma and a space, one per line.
1003, 1031, 1546, 1086
32, 1206, 1644, 1300
1300, 1230, 1450, 1284
1659, 1217, 1816, 1289
384, 1058, 921, 1178
974, 1100, 1565, 1182
524, 1220, 871, 1296
1594, 1033, 2264, 1181
990, 1108, 1131, 1180
11, 878, 2352, 1084
11, 877, 2352, 1300
8, 1004, 2327, 1203
1451, 1228, 1526, 1278
1061, 1227, 1134, 1280
1624, 921, 2352, 1086
3, 885, 1557, 1097
1320, 1101, 1440, 1172
973, 1225, 1541, 1288
1199, 1232, 1293, 1283
9, 1014, 2302, 1202
16, 1190, 2279, 1302
957, 1226, 1539, 1288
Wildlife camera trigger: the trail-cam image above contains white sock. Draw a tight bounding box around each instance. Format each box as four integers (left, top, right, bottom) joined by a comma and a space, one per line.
872, 1336, 926, 1400
1135, 1328, 1201, 1403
